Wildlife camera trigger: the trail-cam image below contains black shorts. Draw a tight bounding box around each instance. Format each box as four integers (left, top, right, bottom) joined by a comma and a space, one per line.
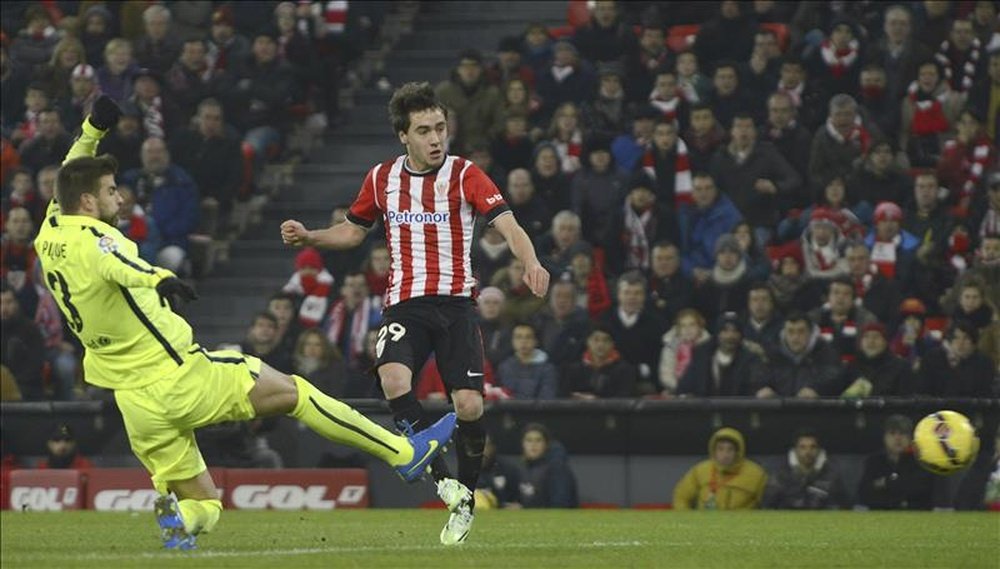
375, 295, 485, 392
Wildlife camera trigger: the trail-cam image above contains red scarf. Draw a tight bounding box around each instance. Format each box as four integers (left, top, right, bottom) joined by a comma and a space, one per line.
936, 38, 981, 93
941, 136, 994, 201
908, 86, 950, 136
642, 138, 692, 206
825, 118, 871, 154
582, 347, 621, 367
870, 236, 901, 279
324, 296, 374, 361
820, 39, 859, 78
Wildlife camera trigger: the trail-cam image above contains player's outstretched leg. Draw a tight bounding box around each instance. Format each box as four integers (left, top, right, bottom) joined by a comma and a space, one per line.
155, 470, 223, 550
439, 389, 485, 545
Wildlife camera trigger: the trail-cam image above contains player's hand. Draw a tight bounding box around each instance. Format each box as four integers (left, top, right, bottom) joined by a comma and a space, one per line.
281, 219, 311, 247
523, 261, 549, 298
156, 277, 198, 310
89, 95, 122, 131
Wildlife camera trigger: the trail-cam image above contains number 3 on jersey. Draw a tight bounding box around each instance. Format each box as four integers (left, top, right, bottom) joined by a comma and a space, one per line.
375, 322, 406, 358
46, 270, 84, 332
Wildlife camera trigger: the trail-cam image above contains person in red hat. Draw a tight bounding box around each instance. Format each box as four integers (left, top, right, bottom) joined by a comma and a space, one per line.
838, 322, 914, 397
207, 5, 250, 74
801, 205, 848, 281
888, 297, 942, 368
864, 201, 919, 281
281, 246, 334, 328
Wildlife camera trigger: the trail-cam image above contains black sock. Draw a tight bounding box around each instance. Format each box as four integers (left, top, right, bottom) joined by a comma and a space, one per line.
455, 418, 486, 510
388, 391, 451, 481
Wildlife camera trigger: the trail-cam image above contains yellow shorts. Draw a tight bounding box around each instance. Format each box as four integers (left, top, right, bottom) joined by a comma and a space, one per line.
114, 345, 261, 493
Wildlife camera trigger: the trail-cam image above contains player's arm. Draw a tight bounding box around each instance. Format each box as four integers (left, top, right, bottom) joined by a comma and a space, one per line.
92, 232, 175, 288
281, 218, 367, 250
493, 212, 549, 297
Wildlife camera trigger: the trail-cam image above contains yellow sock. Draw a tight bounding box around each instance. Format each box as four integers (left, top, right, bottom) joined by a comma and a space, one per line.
290, 375, 413, 466
177, 498, 222, 534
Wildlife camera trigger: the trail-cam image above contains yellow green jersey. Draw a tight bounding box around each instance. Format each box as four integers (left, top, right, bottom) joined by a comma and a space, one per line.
33, 118, 194, 390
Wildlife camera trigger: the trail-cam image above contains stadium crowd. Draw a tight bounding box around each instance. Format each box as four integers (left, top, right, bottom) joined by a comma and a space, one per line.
0, 0, 998, 512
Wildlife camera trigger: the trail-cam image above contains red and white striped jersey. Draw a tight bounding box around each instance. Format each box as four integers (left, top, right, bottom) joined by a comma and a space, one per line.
346, 154, 510, 307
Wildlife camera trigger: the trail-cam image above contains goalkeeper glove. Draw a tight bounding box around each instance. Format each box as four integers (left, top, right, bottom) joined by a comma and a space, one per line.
89, 95, 123, 131
156, 277, 198, 310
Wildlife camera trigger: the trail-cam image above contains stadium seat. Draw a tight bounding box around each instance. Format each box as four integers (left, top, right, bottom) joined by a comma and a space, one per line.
580, 502, 620, 509
632, 503, 672, 510
567, 0, 591, 28
420, 500, 448, 509
667, 25, 700, 52
549, 25, 576, 40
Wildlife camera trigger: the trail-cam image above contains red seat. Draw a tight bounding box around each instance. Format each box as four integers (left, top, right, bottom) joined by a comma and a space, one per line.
580, 502, 620, 509
419, 500, 447, 509
549, 25, 575, 40
632, 502, 672, 510
667, 24, 701, 52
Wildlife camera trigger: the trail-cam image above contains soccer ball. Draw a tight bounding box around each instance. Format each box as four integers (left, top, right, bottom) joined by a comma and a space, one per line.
913, 411, 980, 475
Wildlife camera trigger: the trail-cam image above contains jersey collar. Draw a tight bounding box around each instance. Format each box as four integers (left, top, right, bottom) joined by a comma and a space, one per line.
56, 214, 117, 234
403, 154, 448, 177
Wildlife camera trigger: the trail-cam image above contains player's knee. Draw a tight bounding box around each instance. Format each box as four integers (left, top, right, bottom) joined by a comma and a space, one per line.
452, 390, 483, 421
378, 364, 411, 398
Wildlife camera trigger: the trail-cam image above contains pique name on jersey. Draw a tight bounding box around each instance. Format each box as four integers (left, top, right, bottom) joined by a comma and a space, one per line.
386, 210, 451, 226
38, 240, 68, 261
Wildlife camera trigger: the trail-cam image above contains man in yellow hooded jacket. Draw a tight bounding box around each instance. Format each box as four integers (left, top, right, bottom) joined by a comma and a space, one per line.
672, 427, 767, 509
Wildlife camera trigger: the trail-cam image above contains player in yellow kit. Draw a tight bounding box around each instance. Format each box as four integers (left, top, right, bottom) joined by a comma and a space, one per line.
33, 96, 456, 550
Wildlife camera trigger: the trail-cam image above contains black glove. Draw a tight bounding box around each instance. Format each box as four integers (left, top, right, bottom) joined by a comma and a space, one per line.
89, 95, 122, 131
156, 277, 198, 310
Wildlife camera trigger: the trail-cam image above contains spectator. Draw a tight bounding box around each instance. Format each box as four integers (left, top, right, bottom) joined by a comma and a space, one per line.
170, 98, 243, 237
272, 2, 320, 106
809, 94, 873, 192
807, 18, 863, 100
530, 142, 572, 215
703, 61, 751, 129
733, 221, 772, 283
491, 256, 546, 324
0, 282, 44, 401
740, 29, 782, 106
487, 36, 535, 89
857, 414, 934, 510
34, 36, 86, 103
508, 168, 552, 242
477, 287, 513, 370
675, 51, 711, 105
753, 311, 841, 398
694, 1, 756, 70
267, 291, 301, 358
934, 17, 984, 96
475, 436, 520, 509
905, 171, 953, 255
976, 174, 1000, 239
678, 172, 743, 280
1, 207, 39, 315
522, 21, 555, 75
502, 78, 540, 128
33, 165, 59, 219
79, 5, 114, 68
946, 278, 1000, 363
604, 175, 675, 275
640, 119, 693, 210
915, 321, 996, 398
611, 105, 658, 174
512, 423, 578, 508
115, 185, 162, 264
5, 167, 43, 224
96, 38, 138, 103
207, 5, 251, 74
18, 108, 71, 174
232, 29, 294, 167
134, 5, 182, 74
561, 326, 637, 399
847, 138, 910, 207
536, 210, 591, 277
241, 311, 292, 371
544, 102, 583, 174
968, 50, 998, 141
1, 43, 32, 134
535, 40, 595, 124
673, 427, 767, 510
658, 308, 711, 395
473, 225, 513, 287
839, 323, 914, 398
531, 280, 591, 370
678, 311, 762, 397
864, 201, 919, 282
709, 113, 803, 243
647, 241, 695, 328
497, 323, 558, 400
37, 425, 93, 469
436, 49, 506, 153
858, 64, 902, 142
866, 5, 933, 103
321, 271, 381, 371
10, 82, 50, 147
292, 329, 357, 398
900, 60, 962, 167
845, 241, 902, 325
773, 58, 826, 131
764, 430, 848, 510
889, 297, 942, 369
571, 136, 624, 246
600, 271, 663, 394
937, 109, 994, 210
165, 38, 228, 125
683, 103, 727, 172
768, 250, 811, 313
970, 1, 998, 46
623, 21, 670, 104
10, 5, 59, 67
282, 247, 334, 328
809, 277, 877, 363
491, 113, 534, 173
57, 64, 101, 130
580, 63, 628, 139
129, 68, 181, 141
362, 244, 390, 299
572, 1, 633, 65
763, 92, 813, 180
696, 234, 753, 325
567, 249, 611, 319
942, 235, 1000, 312
121, 137, 200, 274
96, 101, 143, 172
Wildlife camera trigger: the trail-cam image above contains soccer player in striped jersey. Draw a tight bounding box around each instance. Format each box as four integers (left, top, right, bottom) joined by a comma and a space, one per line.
282, 82, 550, 545
35, 95, 457, 550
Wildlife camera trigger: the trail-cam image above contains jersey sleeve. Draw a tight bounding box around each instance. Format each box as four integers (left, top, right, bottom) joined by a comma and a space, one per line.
89, 230, 173, 288
345, 167, 380, 229
45, 118, 110, 218
461, 163, 510, 224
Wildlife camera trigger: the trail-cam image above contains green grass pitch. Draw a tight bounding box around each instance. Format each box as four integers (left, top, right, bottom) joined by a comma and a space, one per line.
2, 510, 998, 568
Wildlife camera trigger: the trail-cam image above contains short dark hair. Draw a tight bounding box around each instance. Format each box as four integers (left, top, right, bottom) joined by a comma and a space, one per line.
512, 321, 539, 338
713, 60, 738, 74
252, 311, 278, 326
784, 310, 811, 327
268, 291, 297, 307
617, 269, 647, 290
731, 112, 756, 125
794, 428, 820, 446
690, 102, 714, 114
829, 276, 854, 295
522, 422, 551, 443
388, 81, 448, 135
56, 154, 119, 214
